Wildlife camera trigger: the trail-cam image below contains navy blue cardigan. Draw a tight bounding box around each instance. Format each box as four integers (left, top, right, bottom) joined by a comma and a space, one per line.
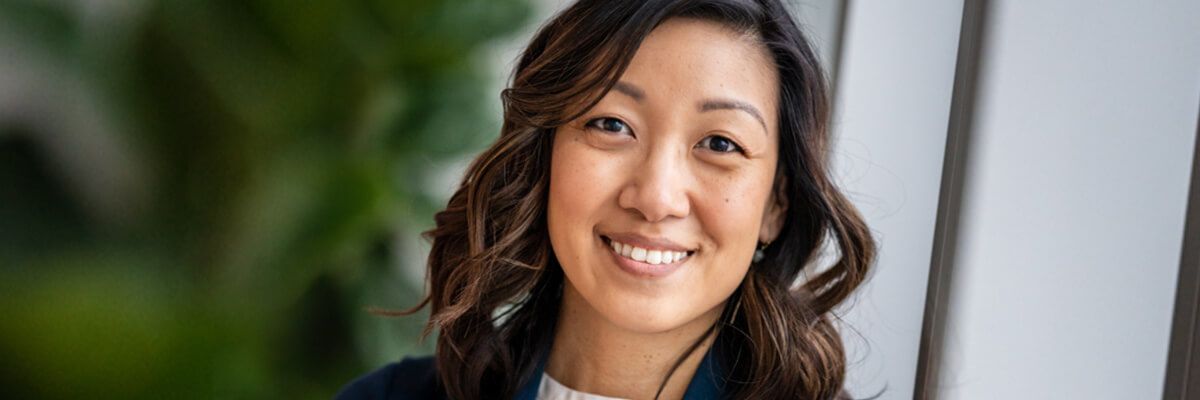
335, 346, 728, 399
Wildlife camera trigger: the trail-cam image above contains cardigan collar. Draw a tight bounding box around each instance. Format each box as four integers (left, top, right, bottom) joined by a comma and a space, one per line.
512, 344, 726, 400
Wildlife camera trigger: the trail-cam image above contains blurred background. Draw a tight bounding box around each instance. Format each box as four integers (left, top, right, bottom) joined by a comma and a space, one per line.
0, 0, 536, 398
2, 0, 1199, 399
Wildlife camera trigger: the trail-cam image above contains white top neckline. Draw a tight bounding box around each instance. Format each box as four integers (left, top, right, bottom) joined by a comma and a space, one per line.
537, 372, 631, 400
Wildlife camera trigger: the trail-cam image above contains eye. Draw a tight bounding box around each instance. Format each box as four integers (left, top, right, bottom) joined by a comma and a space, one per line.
697, 135, 744, 154
584, 117, 632, 136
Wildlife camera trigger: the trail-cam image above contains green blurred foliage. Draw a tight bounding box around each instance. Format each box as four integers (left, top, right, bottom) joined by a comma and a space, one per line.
0, 0, 532, 398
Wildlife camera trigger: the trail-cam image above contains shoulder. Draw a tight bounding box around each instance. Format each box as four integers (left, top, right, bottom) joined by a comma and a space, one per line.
334, 356, 445, 400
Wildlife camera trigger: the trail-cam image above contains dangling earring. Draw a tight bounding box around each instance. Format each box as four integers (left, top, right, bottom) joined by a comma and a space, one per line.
753, 241, 769, 263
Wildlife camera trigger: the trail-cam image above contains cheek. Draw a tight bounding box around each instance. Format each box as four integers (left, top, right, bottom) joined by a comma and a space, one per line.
685, 169, 775, 314
547, 133, 616, 268
694, 170, 772, 256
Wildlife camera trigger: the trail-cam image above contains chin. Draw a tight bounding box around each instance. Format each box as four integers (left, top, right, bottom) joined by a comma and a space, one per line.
609, 309, 687, 334
595, 293, 712, 334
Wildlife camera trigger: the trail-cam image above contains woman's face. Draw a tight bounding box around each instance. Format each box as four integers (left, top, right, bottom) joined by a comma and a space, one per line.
547, 17, 786, 334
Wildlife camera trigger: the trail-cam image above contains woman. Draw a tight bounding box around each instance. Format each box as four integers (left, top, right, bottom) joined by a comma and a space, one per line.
338, 0, 875, 398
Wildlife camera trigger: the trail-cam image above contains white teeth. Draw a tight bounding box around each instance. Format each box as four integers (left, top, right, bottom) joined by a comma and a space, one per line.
608, 239, 690, 265
647, 250, 663, 264
630, 247, 647, 262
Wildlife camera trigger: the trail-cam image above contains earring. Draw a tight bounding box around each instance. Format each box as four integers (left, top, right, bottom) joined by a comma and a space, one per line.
753, 241, 769, 263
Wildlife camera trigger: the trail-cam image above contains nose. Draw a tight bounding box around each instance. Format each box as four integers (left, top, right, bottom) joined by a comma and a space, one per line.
617, 144, 691, 222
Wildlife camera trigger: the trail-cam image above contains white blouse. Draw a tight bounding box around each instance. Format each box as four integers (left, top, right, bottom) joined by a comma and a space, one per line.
537, 372, 630, 400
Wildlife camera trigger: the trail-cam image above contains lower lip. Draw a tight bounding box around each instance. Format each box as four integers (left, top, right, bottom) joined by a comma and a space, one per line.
602, 237, 688, 278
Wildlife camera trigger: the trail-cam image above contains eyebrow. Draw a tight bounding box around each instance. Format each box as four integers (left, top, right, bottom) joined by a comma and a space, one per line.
611, 81, 768, 134
699, 98, 768, 134
612, 81, 645, 101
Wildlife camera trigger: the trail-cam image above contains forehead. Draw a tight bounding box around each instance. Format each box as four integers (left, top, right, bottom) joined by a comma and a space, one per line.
616, 17, 779, 129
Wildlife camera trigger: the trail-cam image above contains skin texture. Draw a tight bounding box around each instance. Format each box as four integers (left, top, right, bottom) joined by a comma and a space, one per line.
545, 17, 786, 399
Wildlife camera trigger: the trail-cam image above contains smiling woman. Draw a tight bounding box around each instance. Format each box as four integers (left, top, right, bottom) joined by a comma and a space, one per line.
546, 16, 787, 396
337, 0, 875, 399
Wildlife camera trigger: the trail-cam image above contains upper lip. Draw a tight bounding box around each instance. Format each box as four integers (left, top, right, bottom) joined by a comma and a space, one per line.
602, 232, 695, 253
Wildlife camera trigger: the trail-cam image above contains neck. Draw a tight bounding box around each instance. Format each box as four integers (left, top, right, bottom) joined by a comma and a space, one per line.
545, 284, 722, 400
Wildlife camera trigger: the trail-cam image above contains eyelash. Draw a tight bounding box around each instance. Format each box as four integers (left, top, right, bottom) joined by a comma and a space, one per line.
584, 117, 632, 136
583, 116, 746, 155
697, 135, 744, 154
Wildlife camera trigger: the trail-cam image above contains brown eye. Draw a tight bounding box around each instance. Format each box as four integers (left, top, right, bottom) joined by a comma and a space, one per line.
697, 135, 743, 154
585, 117, 632, 135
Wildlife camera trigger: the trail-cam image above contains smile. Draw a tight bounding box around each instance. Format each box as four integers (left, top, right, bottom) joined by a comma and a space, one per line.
600, 235, 695, 266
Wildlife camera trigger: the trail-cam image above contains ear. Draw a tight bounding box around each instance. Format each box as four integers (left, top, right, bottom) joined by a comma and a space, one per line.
759, 177, 788, 244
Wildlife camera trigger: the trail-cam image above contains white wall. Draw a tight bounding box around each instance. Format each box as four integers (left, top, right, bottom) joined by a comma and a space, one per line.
829, 2, 964, 398
787, 0, 843, 72
937, 1, 1200, 399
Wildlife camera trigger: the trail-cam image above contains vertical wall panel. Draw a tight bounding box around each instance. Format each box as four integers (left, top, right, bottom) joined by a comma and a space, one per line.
938, 1, 1200, 398
830, 2, 964, 398
1163, 105, 1200, 399
914, 0, 989, 397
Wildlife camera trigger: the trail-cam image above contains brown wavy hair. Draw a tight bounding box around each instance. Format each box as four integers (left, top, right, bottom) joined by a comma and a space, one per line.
394, 0, 876, 398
